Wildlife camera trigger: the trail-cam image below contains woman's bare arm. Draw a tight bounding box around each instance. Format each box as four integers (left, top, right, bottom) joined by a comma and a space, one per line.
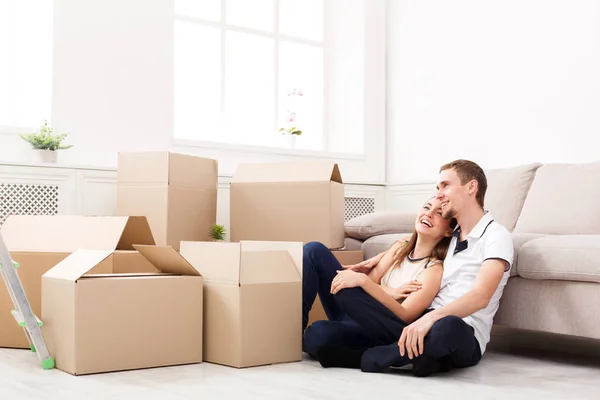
361, 263, 443, 324
367, 240, 406, 284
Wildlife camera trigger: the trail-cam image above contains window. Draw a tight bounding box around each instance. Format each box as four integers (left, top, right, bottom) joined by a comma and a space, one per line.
174, 0, 327, 152
0, 0, 53, 131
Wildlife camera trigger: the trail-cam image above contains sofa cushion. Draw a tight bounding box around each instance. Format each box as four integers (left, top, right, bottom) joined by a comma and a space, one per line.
361, 234, 410, 260
517, 235, 600, 283
510, 233, 548, 277
345, 212, 415, 241
484, 163, 541, 232
344, 237, 364, 251
514, 162, 600, 234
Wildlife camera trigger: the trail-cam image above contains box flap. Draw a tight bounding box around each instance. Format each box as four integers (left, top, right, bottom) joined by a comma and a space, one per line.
42, 250, 113, 281
240, 241, 303, 276
133, 245, 201, 276
179, 242, 241, 284
240, 250, 300, 285
117, 216, 156, 250
1, 215, 154, 252
232, 162, 342, 183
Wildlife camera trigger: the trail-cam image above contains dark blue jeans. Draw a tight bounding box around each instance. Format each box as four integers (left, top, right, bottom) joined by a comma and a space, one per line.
302, 242, 482, 373
360, 316, 482, 373
302, 242, 409, 356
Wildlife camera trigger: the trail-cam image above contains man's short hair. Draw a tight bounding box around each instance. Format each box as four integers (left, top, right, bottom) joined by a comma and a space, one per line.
439, 159, 487, 209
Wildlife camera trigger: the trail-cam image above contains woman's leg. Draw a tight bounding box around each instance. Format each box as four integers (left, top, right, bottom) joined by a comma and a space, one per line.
302, 241, 346, 332
309, 287, 410, 369
302, 318, 376, 358
334, 287, 409, 344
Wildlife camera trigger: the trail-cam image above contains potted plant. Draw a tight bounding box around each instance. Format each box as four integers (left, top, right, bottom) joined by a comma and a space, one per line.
208, 224, 227, 242
19, 120, 73, 163
278, 113, 302, 149
278, 88, 303, 149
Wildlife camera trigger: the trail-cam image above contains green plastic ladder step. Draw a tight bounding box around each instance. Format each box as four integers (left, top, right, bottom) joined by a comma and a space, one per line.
0, 261, 19, 270
12, 310, 43, 327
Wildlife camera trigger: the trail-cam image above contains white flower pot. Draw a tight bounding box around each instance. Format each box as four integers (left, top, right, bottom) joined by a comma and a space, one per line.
34, 149, 57, 163
280, 134, 297, 149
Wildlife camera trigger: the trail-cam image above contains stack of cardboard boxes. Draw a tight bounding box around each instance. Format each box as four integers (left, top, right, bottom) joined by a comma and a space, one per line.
0, 151, 363, 375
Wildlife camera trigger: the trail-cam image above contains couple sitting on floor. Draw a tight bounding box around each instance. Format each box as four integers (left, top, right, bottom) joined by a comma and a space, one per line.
302, 159, 514, 377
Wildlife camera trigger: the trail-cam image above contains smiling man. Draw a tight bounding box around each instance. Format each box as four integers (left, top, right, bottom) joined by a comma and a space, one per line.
359, 159, 514, 377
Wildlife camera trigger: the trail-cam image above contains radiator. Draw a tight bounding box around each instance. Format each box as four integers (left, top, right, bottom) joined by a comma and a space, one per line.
0, 183, 59, 226
344, 196, 375, 222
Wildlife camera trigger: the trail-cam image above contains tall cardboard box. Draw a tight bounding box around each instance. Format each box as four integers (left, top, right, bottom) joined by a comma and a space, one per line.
230, 162, 345, 249
307, 250, 364, 326
117, 152, 218, 250
0, 215, 156, 349
42, 245, 203, 375
180, 240, 302, 368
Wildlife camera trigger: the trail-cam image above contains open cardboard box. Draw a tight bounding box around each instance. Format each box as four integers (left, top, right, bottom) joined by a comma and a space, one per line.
230, 162, 345, 249
180, 240, 302, 368
117, 152, 218, 250
0, 215, 156, 349
41, 245, 203, 376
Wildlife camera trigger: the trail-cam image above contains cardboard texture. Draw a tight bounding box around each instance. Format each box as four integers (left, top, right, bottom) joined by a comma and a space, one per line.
180, 240, 302, 368
230, 162, 345, 249
307, 250, 364, 327
0, 215, 155, 349
117, 152, 218, 250
42, 245, 203, 376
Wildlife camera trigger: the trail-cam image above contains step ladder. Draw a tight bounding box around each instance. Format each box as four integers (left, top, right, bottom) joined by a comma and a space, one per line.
0, 231, 54, 370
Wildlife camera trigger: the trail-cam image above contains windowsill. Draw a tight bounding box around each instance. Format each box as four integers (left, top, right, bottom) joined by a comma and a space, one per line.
0, 159, 116, 171
172, 138, 366, 161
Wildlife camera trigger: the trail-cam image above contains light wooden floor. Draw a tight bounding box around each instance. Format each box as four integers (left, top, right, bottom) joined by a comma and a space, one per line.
1, 327, 599, 399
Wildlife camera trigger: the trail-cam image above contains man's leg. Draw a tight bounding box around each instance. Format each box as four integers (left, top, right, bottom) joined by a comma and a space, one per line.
302, 319, 375, 358
303, 241, 347, 332
361, 316, 482, 376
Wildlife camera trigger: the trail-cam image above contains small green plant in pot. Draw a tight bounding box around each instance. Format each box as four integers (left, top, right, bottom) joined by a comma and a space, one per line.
209, 224, 227, 242
19, 120, 73, 163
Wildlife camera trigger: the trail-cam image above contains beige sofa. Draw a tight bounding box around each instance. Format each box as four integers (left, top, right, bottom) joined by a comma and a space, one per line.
344, 161, 600, 341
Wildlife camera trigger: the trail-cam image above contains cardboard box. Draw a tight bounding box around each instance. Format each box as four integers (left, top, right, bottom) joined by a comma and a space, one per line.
117, 152, 218, 250
307, 250, 364, 327
42, 245, 203, 376
230, 162, 345, 249
180, 240, 302, 368
0, 215, 156, 349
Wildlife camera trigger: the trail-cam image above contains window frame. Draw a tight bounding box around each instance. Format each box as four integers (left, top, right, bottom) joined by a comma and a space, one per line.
172, 0, 343, 156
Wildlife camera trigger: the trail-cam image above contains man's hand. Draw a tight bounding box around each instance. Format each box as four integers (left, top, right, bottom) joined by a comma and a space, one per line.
330, 270, 368, 294
382, 280, 422, 300
398, 312, 435, 359
342, 258, 376, 274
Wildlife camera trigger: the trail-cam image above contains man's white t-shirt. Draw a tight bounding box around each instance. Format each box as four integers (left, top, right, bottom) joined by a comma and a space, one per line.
429, 212, 513, 354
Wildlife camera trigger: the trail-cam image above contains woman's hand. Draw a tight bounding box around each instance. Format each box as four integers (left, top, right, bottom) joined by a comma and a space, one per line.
330, 270, 368, 294
342, 258, 377, 274
382, 280, 422, 300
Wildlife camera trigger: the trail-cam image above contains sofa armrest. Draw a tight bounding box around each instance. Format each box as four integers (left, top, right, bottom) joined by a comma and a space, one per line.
345, 211, 416, 241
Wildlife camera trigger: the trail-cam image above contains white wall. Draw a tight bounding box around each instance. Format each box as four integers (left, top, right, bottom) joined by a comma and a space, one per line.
386, 0, 600, 185
46, 0, 386, 184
